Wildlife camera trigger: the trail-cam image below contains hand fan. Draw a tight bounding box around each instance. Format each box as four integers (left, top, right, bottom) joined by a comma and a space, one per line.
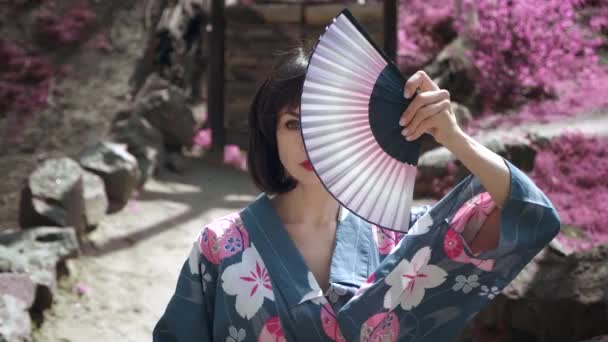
300, 9, 421, 232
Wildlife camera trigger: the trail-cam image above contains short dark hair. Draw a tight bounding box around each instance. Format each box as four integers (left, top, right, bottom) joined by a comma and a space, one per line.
247, 45, 311, 194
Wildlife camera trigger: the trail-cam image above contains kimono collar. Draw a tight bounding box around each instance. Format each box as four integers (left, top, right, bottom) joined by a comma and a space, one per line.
240, 193, 372, 309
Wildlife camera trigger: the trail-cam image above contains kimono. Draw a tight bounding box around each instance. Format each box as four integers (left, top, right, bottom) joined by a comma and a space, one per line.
153, 158, 560, 342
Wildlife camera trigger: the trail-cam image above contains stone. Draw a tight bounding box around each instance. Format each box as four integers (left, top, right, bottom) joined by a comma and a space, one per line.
416, 128, 538, 197
0, 274, 36, 308
135, 75, 197, 149
109, 110, 165, 188
0, 294, 32, 342
0, 227, 79, 313
79, 141, 140, 213
82, 171, 109, 229
418, 111, 608, 195
459, 246, 608, 342
424, 38, 480, 113
165, 151, 188, 173
452, 102, 473, 127
18, 158, 87, 236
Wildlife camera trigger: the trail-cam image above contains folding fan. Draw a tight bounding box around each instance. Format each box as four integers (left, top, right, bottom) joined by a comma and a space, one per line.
300, 9, 420, 232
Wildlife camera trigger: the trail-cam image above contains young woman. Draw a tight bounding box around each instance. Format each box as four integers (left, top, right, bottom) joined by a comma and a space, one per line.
153, 47, 560, 342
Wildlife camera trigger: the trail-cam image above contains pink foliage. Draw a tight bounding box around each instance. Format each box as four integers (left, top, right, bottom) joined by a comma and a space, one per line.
193, 128, 212, 148
397, 0, 455, 70
576, 0, 608, 40
224, 144, 247, 171
465, 64, 608, 133
398, 0, 608, 127
454, 0, 603, 112
35, 4, 96, 45
529, 132, 608, 253
0, 40, 53, 117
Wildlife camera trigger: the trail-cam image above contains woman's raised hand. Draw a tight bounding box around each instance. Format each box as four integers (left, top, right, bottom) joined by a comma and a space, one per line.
399, 70, 462, 147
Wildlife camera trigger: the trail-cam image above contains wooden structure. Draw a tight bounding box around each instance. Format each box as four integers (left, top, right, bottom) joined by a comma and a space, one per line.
207, 0, 397, 153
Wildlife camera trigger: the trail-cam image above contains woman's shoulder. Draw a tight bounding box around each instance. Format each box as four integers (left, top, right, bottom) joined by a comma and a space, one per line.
197, 210, 251, 266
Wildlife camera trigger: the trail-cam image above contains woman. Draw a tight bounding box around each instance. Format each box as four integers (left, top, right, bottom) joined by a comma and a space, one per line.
153, 47, 560, 341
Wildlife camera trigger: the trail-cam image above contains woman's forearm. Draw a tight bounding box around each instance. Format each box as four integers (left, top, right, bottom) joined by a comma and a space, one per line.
442, 129, 511, 209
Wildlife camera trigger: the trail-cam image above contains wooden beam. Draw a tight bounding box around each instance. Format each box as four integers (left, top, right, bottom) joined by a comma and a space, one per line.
383, 0, 397, 62
208, 0, 225, 157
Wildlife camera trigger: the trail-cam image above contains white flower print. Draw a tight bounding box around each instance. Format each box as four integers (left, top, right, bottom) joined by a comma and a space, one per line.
452, 275, 480, 294
479, 285, 501, 299
226, 326, 246, 342
221, 244, 274, 319
383, 246, 447, 311
299, 271, 327, 305
200, 263, 213, 292
408, 212, 433, 236
188, 242, 201, 275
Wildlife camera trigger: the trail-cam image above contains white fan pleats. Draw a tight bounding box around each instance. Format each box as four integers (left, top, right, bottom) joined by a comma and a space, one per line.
301, 12, 417, 232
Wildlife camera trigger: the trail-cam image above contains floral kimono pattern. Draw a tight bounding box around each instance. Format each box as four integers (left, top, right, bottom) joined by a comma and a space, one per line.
153, 158, 560, 341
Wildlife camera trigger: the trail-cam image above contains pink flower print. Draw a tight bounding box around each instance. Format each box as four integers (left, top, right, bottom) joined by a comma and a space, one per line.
450, 192, 496, 243
443, 229, 464, 260
443, 200, 495, 272
321, 303, 346, 342
444, 228, 495, 271
360, 312, 400, 342
221, 245, 274, 319
199, 228, 221, 265
258, 316, 286, 342
372, 225, 399, 255
199, 214, 250, 265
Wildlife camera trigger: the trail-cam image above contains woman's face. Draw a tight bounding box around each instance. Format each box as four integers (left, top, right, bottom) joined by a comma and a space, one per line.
276, 106, 320, 187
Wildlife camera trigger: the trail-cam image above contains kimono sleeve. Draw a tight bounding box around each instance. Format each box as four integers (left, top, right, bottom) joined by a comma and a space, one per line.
153, 240, 217, 342
336, 158, 561, 342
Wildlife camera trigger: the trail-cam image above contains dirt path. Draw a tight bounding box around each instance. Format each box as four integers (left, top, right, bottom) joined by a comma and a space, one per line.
32, 159, 259, 342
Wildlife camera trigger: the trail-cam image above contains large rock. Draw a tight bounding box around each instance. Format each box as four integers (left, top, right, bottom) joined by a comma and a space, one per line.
0, 274, 36, 307
82, 171, 109, 229
18, 158, 87, 236
459, 246, 608, 342
109, 110, 165, 187
0, 273, 36, 342
79, 141, 140, 213
0, 227, 79, 314
416, 111, 608, 197
0, 293, 32, 342
135, 74, 197, 149
424, 37, 481, 114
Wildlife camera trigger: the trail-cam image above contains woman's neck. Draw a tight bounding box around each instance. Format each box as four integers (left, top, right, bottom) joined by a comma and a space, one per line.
271, 185, 340, 228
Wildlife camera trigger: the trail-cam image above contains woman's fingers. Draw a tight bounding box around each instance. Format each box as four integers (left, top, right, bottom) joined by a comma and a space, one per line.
399, 89, 450, 127
404, 109, 450, 141
404, 70, 440, 98
402, 99, 451, 139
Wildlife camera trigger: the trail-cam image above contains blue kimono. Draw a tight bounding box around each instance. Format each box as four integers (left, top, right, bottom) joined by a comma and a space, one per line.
153, 158, 560, 341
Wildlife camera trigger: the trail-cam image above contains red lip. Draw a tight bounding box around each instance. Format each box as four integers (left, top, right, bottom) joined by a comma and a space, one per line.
300, 160, 313, 171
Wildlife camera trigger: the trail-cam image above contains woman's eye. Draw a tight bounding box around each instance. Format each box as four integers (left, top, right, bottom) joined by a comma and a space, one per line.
286, 120, 300, 129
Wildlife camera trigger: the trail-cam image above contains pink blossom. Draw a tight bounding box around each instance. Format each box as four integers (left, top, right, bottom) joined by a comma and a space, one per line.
193, 128, 212, 148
